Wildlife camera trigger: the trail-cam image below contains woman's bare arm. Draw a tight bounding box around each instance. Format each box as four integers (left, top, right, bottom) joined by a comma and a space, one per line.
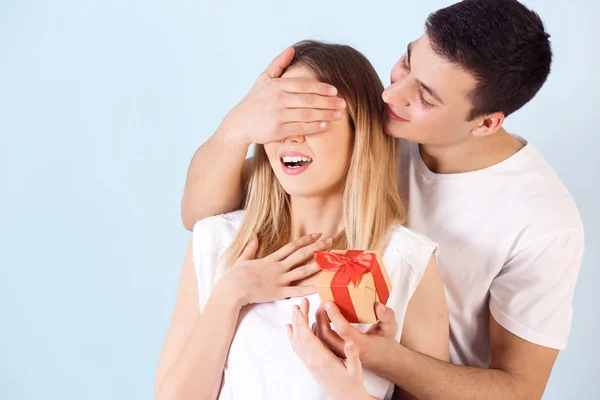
155, 238, 243, 400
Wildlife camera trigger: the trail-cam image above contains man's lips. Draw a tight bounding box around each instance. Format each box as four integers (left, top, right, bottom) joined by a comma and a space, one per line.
386, 105, 409, 122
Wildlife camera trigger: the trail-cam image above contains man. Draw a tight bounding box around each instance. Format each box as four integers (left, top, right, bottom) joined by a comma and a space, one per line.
180, 0, 584, 398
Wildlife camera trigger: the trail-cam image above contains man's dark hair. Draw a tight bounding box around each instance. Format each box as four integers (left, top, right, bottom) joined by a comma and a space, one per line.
426, 0, 552, 120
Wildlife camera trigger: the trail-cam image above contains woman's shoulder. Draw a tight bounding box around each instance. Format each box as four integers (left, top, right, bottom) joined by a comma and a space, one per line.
382, 224, 439, 275
192, 210, 245, 258
192, 210, 245, 235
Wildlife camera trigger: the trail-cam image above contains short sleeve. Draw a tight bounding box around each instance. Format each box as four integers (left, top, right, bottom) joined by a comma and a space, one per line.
394, 226, 439, 277
192, 218, 222, 312
191, 211, 245, 311
381, 225, 439, 347
489, 229, 584, 349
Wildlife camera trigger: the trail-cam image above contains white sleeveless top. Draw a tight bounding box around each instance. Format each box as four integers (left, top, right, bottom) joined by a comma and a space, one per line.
192, 211, 438, 400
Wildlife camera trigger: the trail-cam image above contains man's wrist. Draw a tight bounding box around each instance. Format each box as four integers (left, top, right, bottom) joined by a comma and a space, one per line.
364, 338, 409, 381
216, 113, 252, 148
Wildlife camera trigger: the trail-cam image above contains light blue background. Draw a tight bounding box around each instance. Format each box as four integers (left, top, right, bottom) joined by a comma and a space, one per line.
1, 0, 598, 399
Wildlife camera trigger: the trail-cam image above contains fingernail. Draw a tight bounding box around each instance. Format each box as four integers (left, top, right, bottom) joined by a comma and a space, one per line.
329, 87, 338, 95
319, 122, 327, 129
310, 233, 321, 239
334, 110, 343, 118
324, 301, 332, 310
339, 99, 346, 108
325, 238, 333, 245
346, 340, 354, 347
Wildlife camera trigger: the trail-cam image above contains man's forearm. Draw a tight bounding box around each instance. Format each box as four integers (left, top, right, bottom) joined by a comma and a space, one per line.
376, 345, 528, 400
181, 126, 248, 230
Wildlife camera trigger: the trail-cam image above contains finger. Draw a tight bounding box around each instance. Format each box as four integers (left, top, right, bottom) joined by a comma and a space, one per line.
374, 302, 398, 337
283, 262, 319, 283
286, 323, 294, 342
281, 91, 346, 110
292, 307, 305, 343
344, 341, 362, 377
375, 302, 395, 323
293, 305, 310, 330
270, 233, 321, 262
324, 301, 356, 342
315, 306, 346, 358
292, 307, 299, 336
281, 108, 344, 124
237, 234, 259, 262
281, 237, 332, 270
282, 285, 317, 299
260, 47, 295, 81
279, 77, 338, 96
279, 121, 331, 136
294, 306, 319, 345
300, 298, 310, 318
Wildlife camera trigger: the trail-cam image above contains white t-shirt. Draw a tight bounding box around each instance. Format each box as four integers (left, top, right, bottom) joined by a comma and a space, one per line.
398, 138, 584, 367
192, 210, 438, 400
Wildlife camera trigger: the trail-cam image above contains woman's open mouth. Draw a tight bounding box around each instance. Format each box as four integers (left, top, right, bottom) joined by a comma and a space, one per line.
280, 155, 313, 175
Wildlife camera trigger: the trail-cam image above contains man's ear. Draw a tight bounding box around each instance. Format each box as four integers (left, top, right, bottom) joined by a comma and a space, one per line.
471, 111, 505, 137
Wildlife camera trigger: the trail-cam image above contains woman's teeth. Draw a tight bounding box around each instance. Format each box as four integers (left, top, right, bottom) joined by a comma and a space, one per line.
281, 156, 313, 168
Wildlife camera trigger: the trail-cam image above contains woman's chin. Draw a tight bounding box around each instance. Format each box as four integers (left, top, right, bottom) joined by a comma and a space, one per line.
278, 181, 322, 199
280, 186, 318, 198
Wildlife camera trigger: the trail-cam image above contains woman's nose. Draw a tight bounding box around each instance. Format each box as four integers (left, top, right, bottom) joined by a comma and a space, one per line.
283, 135, 305, 144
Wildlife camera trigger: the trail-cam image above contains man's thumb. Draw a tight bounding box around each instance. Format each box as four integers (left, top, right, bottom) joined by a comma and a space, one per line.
260, 47, 295, 80
375, 302, 397, 335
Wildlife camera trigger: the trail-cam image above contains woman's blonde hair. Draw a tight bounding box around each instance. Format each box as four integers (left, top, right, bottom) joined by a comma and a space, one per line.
224, 40, 405, 266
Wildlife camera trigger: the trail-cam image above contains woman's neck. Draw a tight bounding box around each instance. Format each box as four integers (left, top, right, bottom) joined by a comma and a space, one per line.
289, 194, 343, 241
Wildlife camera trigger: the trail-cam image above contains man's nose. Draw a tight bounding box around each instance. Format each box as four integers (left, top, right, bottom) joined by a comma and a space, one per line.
382, 79, 412, 108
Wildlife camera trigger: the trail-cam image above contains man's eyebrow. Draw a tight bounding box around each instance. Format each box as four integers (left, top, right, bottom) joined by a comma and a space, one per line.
419, 81, 444, 105
407, 42, 445, 105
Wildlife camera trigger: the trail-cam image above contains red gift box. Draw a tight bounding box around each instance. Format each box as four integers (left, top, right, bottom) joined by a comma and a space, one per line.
315, 250, 393, 323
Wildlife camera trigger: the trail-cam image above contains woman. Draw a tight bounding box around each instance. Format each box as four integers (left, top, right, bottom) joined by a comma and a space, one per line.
155, 41, 449, 400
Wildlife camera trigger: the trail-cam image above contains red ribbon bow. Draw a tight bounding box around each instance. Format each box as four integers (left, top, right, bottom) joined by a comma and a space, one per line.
315, 250, 376, 287
315, 250, 391, 323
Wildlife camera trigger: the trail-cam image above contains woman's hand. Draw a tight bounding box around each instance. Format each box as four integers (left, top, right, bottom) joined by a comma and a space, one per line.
287, 298, 378, 400
220, 233, 332, 308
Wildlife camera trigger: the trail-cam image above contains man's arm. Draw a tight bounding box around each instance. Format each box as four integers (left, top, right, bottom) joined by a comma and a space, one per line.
181, 47, 346, 230
378, 316, 558, 400
319, 301, 559, 400
180, 131, 250, 230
